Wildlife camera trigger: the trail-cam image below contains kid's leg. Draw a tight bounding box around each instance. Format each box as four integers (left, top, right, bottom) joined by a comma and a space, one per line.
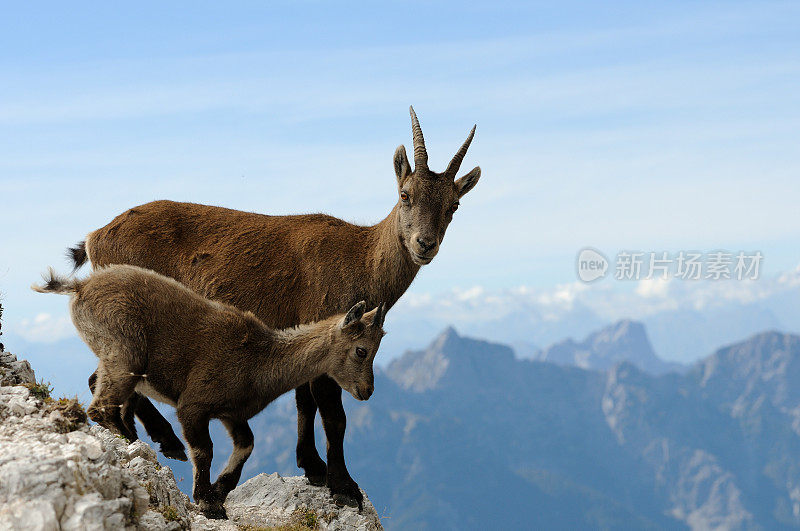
178, 406, 223, 518
212, 419, 254, 500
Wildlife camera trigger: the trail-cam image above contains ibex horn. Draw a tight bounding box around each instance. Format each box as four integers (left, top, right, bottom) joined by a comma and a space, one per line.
409, 106, 428, 171
444, 125, 476, 179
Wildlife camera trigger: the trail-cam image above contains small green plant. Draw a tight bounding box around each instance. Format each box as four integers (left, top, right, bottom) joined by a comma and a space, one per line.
46, 396, 88, 432
141, 480, 155, 500
159, 505, 180, 522
299, 508, 318, 529
24, 379, 53, 400
240, 507, 322, 530
287, 506, 320, 530
53, 396, 86, 414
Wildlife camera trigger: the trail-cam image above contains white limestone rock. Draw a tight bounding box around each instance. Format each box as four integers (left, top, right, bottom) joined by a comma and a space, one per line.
224, 472, 383, 530
0, 351, 35, 386
0, 381, 183, 529
0, 385, 148, 529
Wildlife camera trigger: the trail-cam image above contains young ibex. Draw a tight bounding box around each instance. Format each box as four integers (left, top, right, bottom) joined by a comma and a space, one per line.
67, 107, 480, 507
34, 264, 385, 518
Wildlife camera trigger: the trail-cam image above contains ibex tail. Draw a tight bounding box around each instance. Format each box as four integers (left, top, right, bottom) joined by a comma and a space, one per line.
32, 267, 80, 295
67, 241, 88, 272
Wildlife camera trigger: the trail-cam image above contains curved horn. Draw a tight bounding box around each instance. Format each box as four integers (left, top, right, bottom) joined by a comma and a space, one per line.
444, 125, 476, 179
372, 302, 386, 329
409, 106, 428, 170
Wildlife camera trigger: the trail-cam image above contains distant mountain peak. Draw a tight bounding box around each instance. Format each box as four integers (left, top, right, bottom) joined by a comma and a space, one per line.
602, 319, 645, 340
591, 319, 647, 346
693, 330, 800, 412
539, 320, 685, 375
432, 325, 461, 349
386, 326, 515, 391
386, 336, 451, 392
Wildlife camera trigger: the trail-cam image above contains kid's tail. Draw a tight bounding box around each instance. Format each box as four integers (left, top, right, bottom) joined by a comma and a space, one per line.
67, 240, 88, 272
31, 267, 80, 295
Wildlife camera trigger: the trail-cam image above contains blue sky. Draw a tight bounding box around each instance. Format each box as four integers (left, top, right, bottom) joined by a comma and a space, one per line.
1, 1, 799, 344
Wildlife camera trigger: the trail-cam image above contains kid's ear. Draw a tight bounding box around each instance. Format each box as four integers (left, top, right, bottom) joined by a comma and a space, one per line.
394, 145, 412, 185
341, 301, 367, 329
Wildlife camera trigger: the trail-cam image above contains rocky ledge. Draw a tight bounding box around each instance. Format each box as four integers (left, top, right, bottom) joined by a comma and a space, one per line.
0, 351, 383, 530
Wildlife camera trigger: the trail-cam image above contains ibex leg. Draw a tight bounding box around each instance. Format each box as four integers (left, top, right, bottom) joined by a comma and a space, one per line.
311, 375, 363, 509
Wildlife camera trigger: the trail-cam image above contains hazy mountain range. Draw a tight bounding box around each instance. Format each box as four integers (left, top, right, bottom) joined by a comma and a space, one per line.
377, 266, 800, 365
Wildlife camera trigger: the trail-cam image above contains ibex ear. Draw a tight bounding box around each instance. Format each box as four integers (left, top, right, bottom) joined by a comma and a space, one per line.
455, 166, 481, 198
394, 145, 412, 185
341, 301, 367, 329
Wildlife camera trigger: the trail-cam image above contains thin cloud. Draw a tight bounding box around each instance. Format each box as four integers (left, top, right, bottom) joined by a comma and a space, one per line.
15, 313, 75, 343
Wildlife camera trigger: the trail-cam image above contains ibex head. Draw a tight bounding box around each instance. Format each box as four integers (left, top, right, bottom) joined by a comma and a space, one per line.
328, 301, 387, 401
393, 106, 481, 266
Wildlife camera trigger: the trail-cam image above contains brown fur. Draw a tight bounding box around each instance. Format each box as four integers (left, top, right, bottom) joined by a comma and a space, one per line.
70, 107, 481, 505
34, 265, 385, 517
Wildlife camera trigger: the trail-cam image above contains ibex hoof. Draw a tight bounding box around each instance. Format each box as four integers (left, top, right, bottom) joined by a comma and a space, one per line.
199, 502, 227, 520
151, 432, 188, 461
202, 507, 227, 520
306, 474, 326, 487
332, 492, 361, 509
298, 452, 327, 485
329, 478, 363, 510
159, 443, 188, 462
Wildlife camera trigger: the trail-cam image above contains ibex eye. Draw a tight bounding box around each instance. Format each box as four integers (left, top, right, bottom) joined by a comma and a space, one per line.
355, 347, 368, 359
400, 191, 409, 202
451, 202, 459, 213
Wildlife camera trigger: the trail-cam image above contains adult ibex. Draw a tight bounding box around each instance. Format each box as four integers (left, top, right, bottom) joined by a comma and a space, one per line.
68, 107, 480, 507
34, 265, 386, 518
